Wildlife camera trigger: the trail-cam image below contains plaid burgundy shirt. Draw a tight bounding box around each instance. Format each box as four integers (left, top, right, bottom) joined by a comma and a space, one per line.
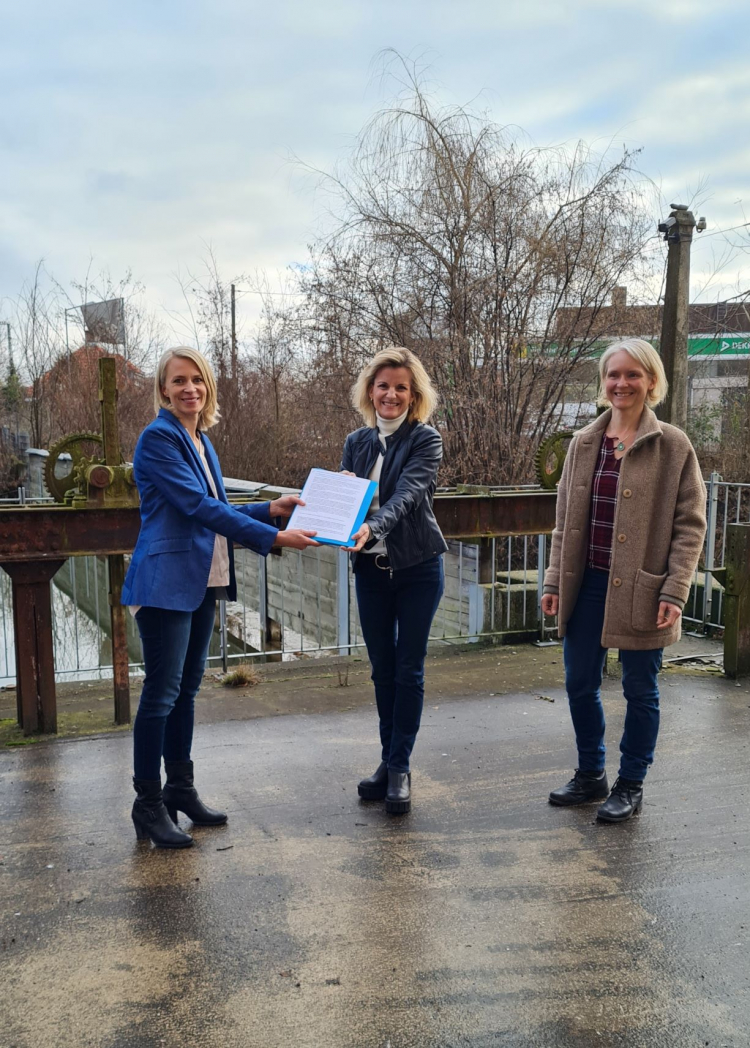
587, 435, 621, 571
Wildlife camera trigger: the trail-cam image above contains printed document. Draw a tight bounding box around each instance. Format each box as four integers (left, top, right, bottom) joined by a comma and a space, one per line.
286, 469, 377, 547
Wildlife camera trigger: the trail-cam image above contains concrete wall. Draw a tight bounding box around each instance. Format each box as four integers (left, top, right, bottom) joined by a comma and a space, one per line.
230, 540, 515, 654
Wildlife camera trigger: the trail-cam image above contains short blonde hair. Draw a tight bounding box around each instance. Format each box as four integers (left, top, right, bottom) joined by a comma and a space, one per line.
597, 338, 668, 408
352, 347, 438, 427
154, 346, 220, 429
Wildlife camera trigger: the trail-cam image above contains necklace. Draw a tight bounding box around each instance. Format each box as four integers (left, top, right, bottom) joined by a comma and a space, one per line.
608, 429, 635, 453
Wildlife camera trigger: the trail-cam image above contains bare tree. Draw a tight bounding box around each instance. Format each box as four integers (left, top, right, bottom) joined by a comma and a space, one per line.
7, 261, 65, 449
293, 54, 656, 484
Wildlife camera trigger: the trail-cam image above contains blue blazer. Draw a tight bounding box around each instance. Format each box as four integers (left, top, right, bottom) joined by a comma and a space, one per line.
121, 409, 278, 611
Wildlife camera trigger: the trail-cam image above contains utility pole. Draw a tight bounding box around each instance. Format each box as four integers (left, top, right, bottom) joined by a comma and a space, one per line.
656, 204, 705, 430
230, 283, 237, 379
2, 321, 12, 366
1, 322, 20, 448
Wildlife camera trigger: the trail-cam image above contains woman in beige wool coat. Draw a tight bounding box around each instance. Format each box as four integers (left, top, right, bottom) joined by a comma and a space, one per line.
541, 338, 706, 821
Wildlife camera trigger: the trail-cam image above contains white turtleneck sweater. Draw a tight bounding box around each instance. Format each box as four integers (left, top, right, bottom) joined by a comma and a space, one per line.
363, 410, 409, 556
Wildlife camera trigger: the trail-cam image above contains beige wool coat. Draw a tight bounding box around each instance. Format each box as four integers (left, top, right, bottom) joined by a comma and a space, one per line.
543, 407, 707, 650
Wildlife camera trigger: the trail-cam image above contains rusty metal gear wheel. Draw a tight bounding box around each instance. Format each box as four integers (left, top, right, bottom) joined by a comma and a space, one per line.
44, 432, 104, 503
535, 431, 574, 490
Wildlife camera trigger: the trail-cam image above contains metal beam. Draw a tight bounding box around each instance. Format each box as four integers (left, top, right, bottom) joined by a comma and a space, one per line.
0, 491, 558, 563
434, 491, 557, 539
0, 506, 140, 562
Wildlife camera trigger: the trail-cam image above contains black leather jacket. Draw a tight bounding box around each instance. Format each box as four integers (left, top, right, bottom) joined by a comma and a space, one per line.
341, 419, 448, 571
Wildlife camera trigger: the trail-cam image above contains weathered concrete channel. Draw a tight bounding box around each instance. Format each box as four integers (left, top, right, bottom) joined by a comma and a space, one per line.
1, 645, 749, 1048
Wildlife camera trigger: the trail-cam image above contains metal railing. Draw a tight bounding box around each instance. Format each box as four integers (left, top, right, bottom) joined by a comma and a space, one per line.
0, 489, 55, 506
0, 538, 554, 686
1, 475, 740, 686
214, 536, 554, 670
683, 472, 750, 633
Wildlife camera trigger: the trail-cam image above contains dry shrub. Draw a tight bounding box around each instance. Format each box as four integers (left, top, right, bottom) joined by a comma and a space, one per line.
220, 664, 262, 688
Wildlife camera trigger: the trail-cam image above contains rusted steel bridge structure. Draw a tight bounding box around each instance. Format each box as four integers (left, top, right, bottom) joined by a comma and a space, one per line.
0, 490, 558, 734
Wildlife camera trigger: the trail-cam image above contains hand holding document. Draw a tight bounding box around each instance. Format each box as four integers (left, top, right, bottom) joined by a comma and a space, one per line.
286, 469, 377, 548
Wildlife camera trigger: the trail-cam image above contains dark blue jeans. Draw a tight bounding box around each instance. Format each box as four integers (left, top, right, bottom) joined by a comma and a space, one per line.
132, 590, 217, 781
563, 567, 663, 782
355, 554, 444, 772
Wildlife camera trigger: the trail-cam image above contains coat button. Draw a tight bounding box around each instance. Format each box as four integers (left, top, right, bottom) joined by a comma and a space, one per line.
623, 489, 632, 498
617, 533, 626, 543
613, 577, 622, 587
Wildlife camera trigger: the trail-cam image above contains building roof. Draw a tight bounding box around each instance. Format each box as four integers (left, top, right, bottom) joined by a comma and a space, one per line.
40, 344, 145, 390
554, 287, 750, 341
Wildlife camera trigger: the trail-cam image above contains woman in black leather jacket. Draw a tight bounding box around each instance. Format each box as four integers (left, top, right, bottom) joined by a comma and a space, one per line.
341, 347, 447, 814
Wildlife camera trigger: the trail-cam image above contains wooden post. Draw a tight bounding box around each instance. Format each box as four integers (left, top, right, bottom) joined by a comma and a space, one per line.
99, 357, 131, 722
99, 357, 120, 469
720, 523, 750, 679
108, 553, 130, 723
657, 206, 695, 431
3, 560, 66, 734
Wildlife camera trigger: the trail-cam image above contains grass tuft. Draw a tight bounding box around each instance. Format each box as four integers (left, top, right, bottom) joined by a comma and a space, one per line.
219, 665, 262, 688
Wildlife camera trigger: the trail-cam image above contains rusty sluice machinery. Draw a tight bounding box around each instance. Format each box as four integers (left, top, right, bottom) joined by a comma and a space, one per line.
0, 359, 141, 733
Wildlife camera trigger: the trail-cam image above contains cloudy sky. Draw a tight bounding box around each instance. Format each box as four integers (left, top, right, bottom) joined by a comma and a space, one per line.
1, 0, 749, 340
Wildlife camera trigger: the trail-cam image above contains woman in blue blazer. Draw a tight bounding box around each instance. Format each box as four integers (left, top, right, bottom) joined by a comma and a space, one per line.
123, 346, 318, 848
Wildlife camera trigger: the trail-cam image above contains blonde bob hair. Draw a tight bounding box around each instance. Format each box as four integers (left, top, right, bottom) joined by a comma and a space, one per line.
597, 338, 668, 409
154, 346, 221, 429
352, 347, 438, 427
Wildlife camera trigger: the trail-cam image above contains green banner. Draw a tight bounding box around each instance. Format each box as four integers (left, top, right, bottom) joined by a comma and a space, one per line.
688, 335, 750, 357
540, 336, 750, 358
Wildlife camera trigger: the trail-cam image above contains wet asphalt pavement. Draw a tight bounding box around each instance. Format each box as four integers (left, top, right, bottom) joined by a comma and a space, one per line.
2, 667, 749, 1048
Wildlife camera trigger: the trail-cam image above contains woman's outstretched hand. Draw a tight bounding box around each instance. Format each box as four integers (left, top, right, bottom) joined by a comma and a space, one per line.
269, 495, 305, 519
656, 601, 681, 629
274, 529, 320, 550
349, 523, 371, 553
540, 593, 559, 617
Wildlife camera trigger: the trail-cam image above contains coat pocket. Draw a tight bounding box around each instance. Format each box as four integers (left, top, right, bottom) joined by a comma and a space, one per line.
148, 537, 193, 555
631, 569, 668, 632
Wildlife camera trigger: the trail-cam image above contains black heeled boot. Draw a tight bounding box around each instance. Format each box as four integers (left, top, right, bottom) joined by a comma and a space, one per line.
132, 778, 194, 848
385, 770, 412, 814
163, 760, 228, 826
596, 777, 643, 822
358, 761, 389, 800
549, 769, 609, 806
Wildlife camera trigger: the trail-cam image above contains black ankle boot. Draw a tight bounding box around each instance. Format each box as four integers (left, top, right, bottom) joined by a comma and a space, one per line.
549, 769, 609, 806
385, 770, 411, 814
358, 761, 389, 800
132, 778, 194, 848
597, 777, 643, 822
163, 760, 228, 826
